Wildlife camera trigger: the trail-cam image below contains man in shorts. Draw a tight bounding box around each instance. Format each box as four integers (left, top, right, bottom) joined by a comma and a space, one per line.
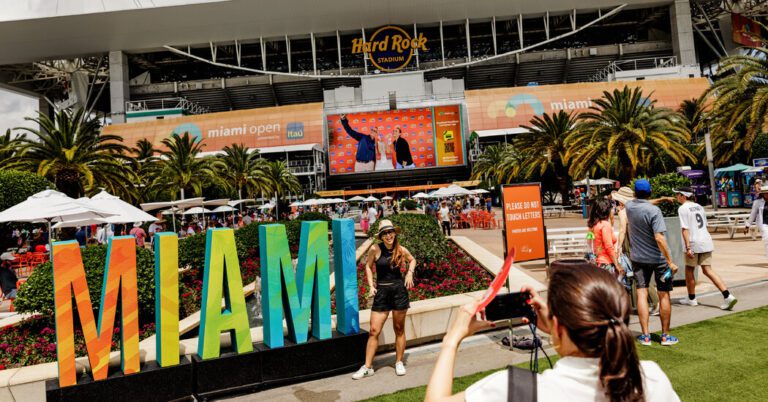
674, 187, 737, 310
625, 179, 679, 346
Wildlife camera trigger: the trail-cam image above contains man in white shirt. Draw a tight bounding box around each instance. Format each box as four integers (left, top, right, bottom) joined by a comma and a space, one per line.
439, 201, 451, 236
674, 187, 737, 310
367, 204, 378, 227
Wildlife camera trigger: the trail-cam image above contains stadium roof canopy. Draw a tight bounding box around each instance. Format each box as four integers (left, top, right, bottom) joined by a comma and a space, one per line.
0, 0, 663, 65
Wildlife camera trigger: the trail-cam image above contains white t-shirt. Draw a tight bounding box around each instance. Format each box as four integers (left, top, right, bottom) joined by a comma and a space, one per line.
148, 223, 160, 235
439, 207, 451, 222
367, 207, 378, 223
678, 201, 714, 254
465, 357, 679, 402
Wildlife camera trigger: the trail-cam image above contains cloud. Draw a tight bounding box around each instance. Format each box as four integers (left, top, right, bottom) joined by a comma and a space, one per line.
0, 89, 38, 137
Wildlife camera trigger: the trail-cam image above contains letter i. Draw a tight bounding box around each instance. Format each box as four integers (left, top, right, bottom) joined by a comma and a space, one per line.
155, 233, 180, 367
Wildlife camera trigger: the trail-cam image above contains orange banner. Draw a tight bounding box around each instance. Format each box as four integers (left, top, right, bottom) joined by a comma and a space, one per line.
433, 105, 465, 166
103, 103, 324, 151
465, 78, 710, 132
502, 184, 545, 262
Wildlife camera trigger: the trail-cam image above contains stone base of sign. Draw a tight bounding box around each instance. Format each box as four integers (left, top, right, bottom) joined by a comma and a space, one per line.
192, 331, 368, 401
45, 356, 194, 402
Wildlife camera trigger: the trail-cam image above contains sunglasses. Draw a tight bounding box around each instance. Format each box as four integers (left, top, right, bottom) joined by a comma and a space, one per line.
380, 230, 396, 237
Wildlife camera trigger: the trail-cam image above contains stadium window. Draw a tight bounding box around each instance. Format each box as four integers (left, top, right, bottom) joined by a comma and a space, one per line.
495, 18, 520, 53
441, 23, 468, 62
290, 37, 313, 72
315, 34, 340, 72
469, 20, 494, 57
266, 39, 289, 73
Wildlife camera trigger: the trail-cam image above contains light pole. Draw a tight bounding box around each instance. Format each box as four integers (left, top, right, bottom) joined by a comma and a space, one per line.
704, 132, 718, 211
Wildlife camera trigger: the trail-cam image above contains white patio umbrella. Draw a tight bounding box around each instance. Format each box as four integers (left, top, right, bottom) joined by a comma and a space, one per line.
141, 197, 205, 232
86, 190, 158, 224
184, 207, 212, 215
0, 189, 117, 252
348, 196, 366, 202
434, 184, 474, 197
259, 203, 275, 210
472, 189, 490, 194
382, 196, 393, 200
573, 177, 616, 186
53, 217, 109, 229
289, 201, 303, 207
363, 196, 379, 202
212, 205, 236, 213
161, 207, 182, 216
412, 192, 430, 199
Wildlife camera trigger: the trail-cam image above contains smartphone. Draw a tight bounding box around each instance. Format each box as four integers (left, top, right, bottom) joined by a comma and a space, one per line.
484, 291, 533, 321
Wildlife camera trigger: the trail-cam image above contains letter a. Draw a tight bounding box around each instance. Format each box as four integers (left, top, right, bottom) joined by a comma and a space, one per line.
52, 238, 140, 387
154, 232, 180, 367
197, 229, 253, 359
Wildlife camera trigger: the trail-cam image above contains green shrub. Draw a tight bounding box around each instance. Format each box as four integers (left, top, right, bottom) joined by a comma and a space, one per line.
631, 173, 691, 217
0, 170, 55, 249
14, 245, 156, 318
367, 214, 449, 265
401, 199, 418, 210
178, 232, 206, 269
295, 212, 331, 222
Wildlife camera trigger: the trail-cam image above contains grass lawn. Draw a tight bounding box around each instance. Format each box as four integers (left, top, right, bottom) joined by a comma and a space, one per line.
363, 306, 768, 402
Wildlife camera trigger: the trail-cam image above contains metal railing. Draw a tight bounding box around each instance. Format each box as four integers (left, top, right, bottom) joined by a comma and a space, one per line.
589, 56, 678, 82
125, 97, 209, 115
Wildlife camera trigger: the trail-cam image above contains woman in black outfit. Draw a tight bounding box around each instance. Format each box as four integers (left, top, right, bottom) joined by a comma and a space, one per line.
352, 219, 416, 379
392, 126, 415, 169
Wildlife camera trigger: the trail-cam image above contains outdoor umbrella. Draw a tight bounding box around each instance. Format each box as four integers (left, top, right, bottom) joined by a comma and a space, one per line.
363, 196, 378, 202
183, 207, 212, 215
348, 196, 366, 202
382, 196, 393, 200
86, 190, 158, 224
0, 189, 117, 252
472, 189, 490, 194
289, 201, 303, 207
434, 184, 474, 197
52, 218, 108, 229
141, 197, 205, 231
412, 192, 430, 199
213, 205, 236, 213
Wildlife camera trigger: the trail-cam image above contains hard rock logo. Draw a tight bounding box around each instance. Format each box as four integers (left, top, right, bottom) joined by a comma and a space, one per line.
352, 25, 428, 72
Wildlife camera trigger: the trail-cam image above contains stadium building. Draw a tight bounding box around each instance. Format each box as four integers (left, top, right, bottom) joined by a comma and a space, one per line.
0, 0, 763, 196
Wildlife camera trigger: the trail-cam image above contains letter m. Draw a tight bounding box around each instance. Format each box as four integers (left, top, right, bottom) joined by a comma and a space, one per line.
52, 237, 140, 387
260, 221, 331, 348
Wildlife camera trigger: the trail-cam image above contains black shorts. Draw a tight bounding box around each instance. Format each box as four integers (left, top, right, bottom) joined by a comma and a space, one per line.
633, 261, 674, 292
372, 281, 410, 312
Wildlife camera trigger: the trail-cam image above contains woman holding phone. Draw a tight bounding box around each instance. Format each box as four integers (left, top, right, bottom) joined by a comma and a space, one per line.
425, 261, 679, 401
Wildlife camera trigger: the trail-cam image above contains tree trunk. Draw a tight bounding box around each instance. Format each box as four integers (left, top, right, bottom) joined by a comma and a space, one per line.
553, 159, 570, 206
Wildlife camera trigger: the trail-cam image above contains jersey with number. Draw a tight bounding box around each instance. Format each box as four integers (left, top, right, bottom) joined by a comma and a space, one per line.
678, 201, 714, 253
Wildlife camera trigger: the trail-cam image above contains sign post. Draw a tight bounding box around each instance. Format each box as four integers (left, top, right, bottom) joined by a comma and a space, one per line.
500, 183, 546, 263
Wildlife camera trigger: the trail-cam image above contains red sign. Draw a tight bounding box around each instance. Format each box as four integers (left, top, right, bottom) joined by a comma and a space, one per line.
501, 184, 546, 262
732, 13, 763, 47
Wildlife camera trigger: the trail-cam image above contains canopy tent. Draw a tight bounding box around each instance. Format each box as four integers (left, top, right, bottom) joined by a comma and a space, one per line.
412, 192, 430, 199
348, 196, 366, 202
472, 189, 490, 194
432, 184, 475, 197
85, 190, 157, 224
714, 163, 751, 176
363, 196, 379, 202
53, 217, 109, 229
742, 166, 766, 174
0, 189, 117, 252
573, 177, 616, 186
183, 207, 212, 215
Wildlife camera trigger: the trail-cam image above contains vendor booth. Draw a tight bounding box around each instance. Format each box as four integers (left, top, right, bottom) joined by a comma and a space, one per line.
713, 164, 750, 208
677, 169, 710, 206
741, 166, 768, 206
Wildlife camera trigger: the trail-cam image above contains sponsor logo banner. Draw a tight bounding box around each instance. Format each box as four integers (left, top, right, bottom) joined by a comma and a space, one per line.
352, 25, 427, 72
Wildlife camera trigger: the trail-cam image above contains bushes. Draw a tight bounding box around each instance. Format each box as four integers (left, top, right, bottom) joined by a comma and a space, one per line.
14, 245, 156, 319
631, 173, 691, 217
400, 199, 418, 210
178, 232, 207, 269
0, 170, 55, 249
367, 214, 449, 265
295, 212, 331, 222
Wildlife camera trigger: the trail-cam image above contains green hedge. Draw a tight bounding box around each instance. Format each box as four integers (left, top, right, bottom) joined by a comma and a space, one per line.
401, 199, 418, 210
631, 173, 691, 217
0, 170, 55, 250
367, 214, 449, 265
14, 246, 156, 318
295, 212, 331, 222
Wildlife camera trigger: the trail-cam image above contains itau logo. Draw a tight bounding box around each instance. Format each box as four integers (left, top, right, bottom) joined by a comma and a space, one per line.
286, 122, 304, 140
171, 123, 203, 142
487, 94, 545, 119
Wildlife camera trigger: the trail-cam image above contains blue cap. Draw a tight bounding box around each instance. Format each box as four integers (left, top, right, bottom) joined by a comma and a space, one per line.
635, 179, 651, 193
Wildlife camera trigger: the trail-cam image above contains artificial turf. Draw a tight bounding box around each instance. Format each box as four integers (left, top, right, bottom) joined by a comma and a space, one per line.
362, 306, 768, 401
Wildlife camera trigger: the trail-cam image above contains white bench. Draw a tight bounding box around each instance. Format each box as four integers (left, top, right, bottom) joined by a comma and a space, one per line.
543, 205, 566, 218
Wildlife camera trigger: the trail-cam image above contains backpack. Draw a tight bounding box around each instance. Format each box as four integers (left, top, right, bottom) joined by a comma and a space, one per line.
507, 366, 537, 402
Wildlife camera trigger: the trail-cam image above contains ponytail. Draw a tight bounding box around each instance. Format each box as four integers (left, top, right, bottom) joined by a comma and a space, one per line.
599, 320, 644, 401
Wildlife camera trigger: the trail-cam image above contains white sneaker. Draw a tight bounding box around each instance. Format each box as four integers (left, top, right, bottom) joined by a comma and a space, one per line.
720, 295, 738, 310
679, 298, 698, 306
352, 365, 374, 380
395, 361, 406, 376
650, 305, 660, 316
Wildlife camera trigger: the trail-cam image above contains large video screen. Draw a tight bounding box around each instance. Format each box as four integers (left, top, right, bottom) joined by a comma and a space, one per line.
326, 105, 464, 175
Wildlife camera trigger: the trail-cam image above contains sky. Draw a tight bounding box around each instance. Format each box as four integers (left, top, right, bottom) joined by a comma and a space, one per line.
0, 89, 38, 137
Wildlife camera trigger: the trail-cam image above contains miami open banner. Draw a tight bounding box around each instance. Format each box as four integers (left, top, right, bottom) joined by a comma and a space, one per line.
325, 105, 465, 175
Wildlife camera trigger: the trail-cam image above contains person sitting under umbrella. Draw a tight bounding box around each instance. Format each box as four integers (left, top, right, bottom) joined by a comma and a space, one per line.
0, 253, 19, 300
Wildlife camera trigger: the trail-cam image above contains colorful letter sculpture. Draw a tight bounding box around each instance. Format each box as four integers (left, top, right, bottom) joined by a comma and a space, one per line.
197, 228, 253, 359
260, 221, 333, 348
52, 237, 140, 387
154, 232, 180, 367
332, 219, 360, 334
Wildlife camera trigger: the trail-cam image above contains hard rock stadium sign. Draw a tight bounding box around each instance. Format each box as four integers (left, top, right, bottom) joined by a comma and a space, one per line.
352, 25, 428, 72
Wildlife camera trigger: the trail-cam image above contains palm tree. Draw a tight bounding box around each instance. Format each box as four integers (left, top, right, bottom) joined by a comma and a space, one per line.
130, 138, 160, 203
678, 97, 709, 144
217, 143, 269, 201
706, 45, 768, 162
261, 160, 301, 216
15, 108, 133, 198
470, 143, 515, 186
157, 132, 220, 199
566, 86, 694, 182
0, 129, 25, 169
516, 111, 578, 205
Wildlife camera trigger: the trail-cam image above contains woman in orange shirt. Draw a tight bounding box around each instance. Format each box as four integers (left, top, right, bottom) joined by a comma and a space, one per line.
588, 199, 624, 279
